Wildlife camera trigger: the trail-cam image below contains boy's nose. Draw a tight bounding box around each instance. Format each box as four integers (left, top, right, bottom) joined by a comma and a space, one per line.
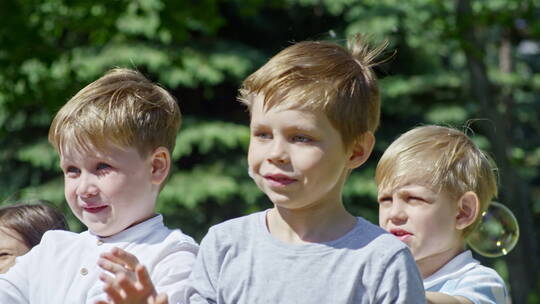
388, 201, 408, 224
76, 173, 99, 197
267, 138, 289, 164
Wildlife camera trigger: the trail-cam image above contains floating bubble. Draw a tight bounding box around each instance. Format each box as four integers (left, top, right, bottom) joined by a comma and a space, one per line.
467, 202, 519, 258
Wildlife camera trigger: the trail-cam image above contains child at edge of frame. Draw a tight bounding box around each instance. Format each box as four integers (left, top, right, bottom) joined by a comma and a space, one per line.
0, 200, 68, 274
102, 34, 427, 304
376, 124, 510, 304
0, 68, 199, 304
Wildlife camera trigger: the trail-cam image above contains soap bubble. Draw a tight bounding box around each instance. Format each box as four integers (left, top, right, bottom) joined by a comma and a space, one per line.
467, 202, 519, 258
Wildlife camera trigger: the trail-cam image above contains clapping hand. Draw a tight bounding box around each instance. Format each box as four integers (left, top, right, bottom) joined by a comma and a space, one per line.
94, 247, 168, 304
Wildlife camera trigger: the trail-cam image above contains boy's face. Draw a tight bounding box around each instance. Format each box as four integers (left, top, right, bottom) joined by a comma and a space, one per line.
60, 145, 157, 237
247, 95, 353, 210
378, 182, 463, 264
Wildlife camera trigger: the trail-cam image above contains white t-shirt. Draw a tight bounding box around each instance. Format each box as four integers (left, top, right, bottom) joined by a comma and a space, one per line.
424, 250, 509, 304
0, 214, 198, 304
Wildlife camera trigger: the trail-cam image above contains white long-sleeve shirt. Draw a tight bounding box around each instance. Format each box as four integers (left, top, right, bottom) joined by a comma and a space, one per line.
0, 214, 198, 304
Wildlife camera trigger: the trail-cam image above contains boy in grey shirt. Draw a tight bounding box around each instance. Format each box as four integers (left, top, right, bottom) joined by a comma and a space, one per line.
185, 35, 425, 303
99, 36, 426, 304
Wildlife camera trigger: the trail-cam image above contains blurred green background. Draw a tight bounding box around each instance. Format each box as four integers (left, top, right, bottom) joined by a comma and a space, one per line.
0, 0, 538, 302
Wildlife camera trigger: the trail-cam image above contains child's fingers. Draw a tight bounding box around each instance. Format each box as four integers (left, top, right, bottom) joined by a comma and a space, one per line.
98, 272, 115, 285
154, 293, 169, 304
135, 264, 156, 294
100, 250, 131, 270
103, 282, 124, 303
98, 257, 129, 275
116, 272, 141, 296
110, 247, 140, 270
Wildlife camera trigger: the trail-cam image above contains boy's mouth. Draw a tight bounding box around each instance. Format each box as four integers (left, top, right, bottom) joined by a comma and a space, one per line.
264, 174, 296, 186
83, 205, 109, 213
390, 229, 412, 242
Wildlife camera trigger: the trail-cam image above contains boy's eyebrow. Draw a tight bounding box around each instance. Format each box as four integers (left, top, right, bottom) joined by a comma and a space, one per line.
397, 187, 436, 200
397, 189, 414, 197
249, 121, 265, 127
249, 123, 268, 131
377, 189, 390, 195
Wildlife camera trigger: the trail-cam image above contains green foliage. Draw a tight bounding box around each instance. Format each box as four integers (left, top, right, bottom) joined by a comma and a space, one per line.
16, 140, 58, 170
425, 105, 468, 124
162, 164, 257, 209
173, 118, 250, 158
0, 0, 539, 301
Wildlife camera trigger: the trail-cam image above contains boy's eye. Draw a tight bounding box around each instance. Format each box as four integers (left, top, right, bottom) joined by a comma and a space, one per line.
96, 163, 112, 171
407, 196, 425, 203
378, 197, 392, 204
65, 166, 80, 175
291, 135, 312, 143
254, 131, 272, 139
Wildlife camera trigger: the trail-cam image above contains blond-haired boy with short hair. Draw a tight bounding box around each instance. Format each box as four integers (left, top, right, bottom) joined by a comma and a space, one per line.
377, 125, 509, 304
0, 68, 198, 304
182, 36, 425, 303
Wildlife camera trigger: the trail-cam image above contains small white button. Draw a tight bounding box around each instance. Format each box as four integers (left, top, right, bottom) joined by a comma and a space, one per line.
80, 268, 88, 276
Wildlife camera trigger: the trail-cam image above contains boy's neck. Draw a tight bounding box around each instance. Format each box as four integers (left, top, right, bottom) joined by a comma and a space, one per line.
95, 212, 158, 238
266, 203, 356, 244
416, 243, 466, 279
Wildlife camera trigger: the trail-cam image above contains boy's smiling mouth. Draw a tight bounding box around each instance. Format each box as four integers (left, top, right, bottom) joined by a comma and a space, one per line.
390, 228, 413, 242
82, 205, 109, 214
264, 174, 297, 187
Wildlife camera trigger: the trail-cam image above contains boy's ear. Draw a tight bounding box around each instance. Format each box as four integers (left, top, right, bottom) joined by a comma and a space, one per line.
455, 191, 480, 230
347, 132, 375, 169
150, 147, 170, 185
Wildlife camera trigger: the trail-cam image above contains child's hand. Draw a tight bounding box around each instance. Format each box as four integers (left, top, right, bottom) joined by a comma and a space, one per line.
95, 247, 168, 304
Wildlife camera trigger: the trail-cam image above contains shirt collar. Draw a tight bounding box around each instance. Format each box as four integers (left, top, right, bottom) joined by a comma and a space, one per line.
423, 250, 480, 289
88, 214, 164, 244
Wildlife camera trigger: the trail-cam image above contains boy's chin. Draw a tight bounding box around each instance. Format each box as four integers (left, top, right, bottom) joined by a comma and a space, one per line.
87, 223, 125, 237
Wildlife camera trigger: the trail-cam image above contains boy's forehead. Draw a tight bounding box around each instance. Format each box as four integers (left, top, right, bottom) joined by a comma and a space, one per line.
250, 103, 332, 135
251, 93, 321, 119
60, 144, 104, 163
59, 142, 131, 162
378, 172, 435, 193
252, 90, 317, 112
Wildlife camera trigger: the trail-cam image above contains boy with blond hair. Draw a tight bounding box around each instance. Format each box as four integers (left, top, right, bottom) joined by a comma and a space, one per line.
181, 36, 426, 303
0, 68, 198, 304
376, 125, 509, 304
101, 36, 426, 304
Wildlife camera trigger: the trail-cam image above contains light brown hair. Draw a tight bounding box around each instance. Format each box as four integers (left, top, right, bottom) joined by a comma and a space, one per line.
48, 68, 181, 158
238, 35, 386, 148
375, 125, 498, 237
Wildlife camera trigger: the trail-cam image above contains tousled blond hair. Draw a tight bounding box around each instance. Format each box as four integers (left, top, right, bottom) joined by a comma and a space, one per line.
48, 68, 181, 157
375, 125, 498, 237
238, 35, 386, 148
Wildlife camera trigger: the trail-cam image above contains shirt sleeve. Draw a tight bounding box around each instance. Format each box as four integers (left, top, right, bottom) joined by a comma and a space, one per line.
152, 242, 198, 304
446, 267, 509, 304
0, 277, 28, 304
184, 228, 220, 304
375, 247, 426, 304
